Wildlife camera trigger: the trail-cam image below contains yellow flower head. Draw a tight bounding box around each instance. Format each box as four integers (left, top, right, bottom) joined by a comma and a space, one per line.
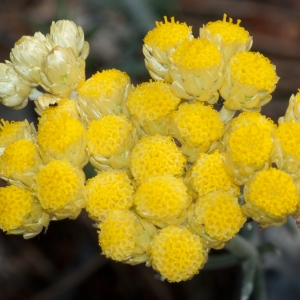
0, 119, 32, 148
126, 81, 180, 136
35, 160, 86, 220
86, 169, 134, 222
87, 114, 133, 157
170, 102, 224, 161
275, 122, 300, 160
0, 139, 43, 187
230, 51, 278, 93
187, 152, 240, 198
171, 38, 221, 71
37, 110, 87, 167
204, 14, 250, 45
99, 210, 154, 264
130, 134, 186, 181
77, 69, 131, 121
150, 226, 207, 282
133, 175, 190, 227
144, 16, 192, 52
191, 191, 246, 249
243, 168, 298, 227
0, 185, 33, 232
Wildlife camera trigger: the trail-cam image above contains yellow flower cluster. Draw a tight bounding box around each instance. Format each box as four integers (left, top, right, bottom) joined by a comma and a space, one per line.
1, 15, 300, 283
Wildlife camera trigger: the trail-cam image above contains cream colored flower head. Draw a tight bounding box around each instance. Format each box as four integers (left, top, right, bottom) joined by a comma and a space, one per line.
10, 32, 52, 86
279, 89, 300, 124
40, 46, 85, 98
47, 20, 89, 59
0, 62, 31, 109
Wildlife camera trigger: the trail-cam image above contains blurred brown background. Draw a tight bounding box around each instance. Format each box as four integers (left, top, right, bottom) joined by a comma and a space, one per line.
0, 0, 300, 299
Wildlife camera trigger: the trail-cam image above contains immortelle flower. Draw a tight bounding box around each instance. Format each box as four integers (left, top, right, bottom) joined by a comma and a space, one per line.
98, 210, 156, 265
0, 119, 35, 150
200, 14, 252, 64
37, 109, 88, 168
169, 102, 224, 162
86, 169, 134, 222
0, 139, 43, 188
219, 51, 279, 122
133, 175, 191, 228
278, 89, 300, 124
272, 121, 300, 179
0, 61, 32, 109
224, 112, 275, 185
184, 151, 240, 199
126, 81, 180, 136
47, 20, 90, 59
77, 69, 132, 123
130, 134, 186, 183
143, 16, 193, 82
34, 160, 86, 220
0, 185, 50, 239
169, 37, 223, 104
10, 32, 52, 86
242, 168, 299, 228
39, 46, 85, 98
150, 226, 208, 282
188, 191, 246, 249
86, 114, 137, 171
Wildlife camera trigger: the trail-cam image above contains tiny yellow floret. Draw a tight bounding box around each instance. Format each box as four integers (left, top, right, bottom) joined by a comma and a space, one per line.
230, 51, 278, 92
0, 120, 27, 148
134, 175, 190, 227
127, 81, 180, 123
87, 114, 133, 157
171, 38, 221, 70
150, 226, 207, 282
144, 16, 192, 52
130, 134, 186, 181
86, 169, 134, 222
0, 185, 33, 232
189, 152, 240, 197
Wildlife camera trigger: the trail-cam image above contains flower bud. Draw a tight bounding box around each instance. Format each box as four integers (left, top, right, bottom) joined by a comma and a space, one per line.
40, 46, 85, 98
0, 62, 31, 109
10, 32, 52, 85
47, 20, 89, 59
